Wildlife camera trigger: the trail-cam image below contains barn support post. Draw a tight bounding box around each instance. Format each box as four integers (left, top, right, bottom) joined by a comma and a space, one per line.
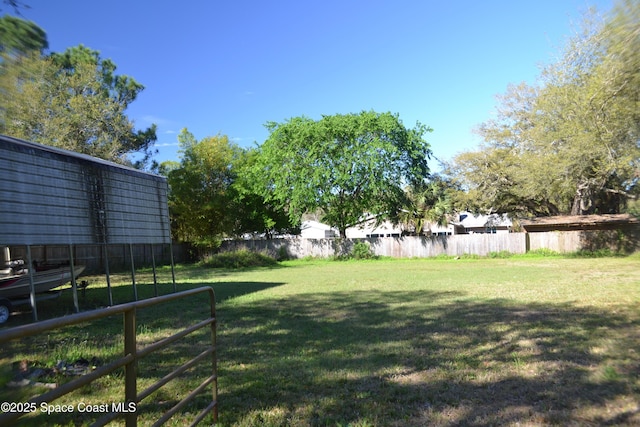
26, 245, 38, 322
103, 243, 113, 306
69, 244, 79, 313
129, 243, 138, 301
151, 243, 158, 297
169, 241, 177, 293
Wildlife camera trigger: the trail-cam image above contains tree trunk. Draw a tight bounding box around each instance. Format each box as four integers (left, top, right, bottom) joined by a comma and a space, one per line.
571, 180, 594, 215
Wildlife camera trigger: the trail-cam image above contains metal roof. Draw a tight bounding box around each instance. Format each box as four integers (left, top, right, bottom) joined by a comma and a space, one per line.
520, 214, 639, 232
0, 134, 165, 182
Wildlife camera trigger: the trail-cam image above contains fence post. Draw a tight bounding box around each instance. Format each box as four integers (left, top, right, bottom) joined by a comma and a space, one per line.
129, 243, 138, 301
69, 244, 80, 313
124, 309, 137, 427
210, 292, 218, 422
104, 243, 113, 306
151, 243, 158, 297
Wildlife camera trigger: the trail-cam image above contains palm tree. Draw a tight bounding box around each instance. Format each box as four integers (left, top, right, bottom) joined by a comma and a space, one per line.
400, 177, 454, 235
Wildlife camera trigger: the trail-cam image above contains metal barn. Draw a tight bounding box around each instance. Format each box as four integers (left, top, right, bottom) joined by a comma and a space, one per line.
0, 134, 173, 321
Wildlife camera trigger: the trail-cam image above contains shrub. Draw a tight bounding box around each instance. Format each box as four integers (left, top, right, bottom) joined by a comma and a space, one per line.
488, 250, 513, 259
276, 245, 290, 261
199, 249, 278, 269
526, 248, 560, 257
351, 241, 376, 259
332, 241, 377, 261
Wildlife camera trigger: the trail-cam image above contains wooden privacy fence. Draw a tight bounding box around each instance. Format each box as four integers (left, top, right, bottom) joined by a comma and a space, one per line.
220, 230, 639, 259
221, 233, 527, 259
0, 287, 218, 426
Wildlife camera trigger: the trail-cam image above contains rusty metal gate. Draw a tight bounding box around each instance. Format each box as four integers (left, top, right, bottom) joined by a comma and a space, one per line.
0, 286, 217, 426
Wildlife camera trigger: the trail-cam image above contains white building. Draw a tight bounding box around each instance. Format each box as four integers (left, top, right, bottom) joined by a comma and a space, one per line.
299, 211, 512, 239
300, 218, 403, 239
451, 212, 512, 234
345, 219, 403, 238
299, 220, 338, 239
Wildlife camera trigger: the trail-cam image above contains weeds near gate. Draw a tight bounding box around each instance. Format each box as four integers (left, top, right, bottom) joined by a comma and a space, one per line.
199, 249, 279, 268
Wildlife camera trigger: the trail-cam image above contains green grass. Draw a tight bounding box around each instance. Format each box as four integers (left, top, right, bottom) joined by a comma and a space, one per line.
1, 254, 640, 426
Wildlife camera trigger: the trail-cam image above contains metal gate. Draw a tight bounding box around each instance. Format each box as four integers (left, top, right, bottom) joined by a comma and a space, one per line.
0, 286, 217, 426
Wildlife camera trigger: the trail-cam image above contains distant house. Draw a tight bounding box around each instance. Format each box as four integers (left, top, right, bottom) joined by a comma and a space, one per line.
425, 223, 456, 236
299, 218, 403, 239
345, 219, 403, 238
519, 214, 639, 232
450, 212, 512, 234
300, 220, 338, 239
299, 211, 514, 239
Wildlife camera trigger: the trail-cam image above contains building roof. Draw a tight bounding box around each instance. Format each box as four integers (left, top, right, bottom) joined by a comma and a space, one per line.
452, 212, 512, 229
301, 220, 335, 231
520, 214, 639, 232
1, 134, 165, 182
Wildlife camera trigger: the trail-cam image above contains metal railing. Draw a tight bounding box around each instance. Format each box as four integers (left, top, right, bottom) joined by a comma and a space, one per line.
0, 287, 217, 426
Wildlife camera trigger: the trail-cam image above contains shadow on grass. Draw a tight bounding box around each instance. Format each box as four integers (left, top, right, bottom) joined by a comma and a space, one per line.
0, 279, 285, 426
212, 291, 640, 426
1, 279, 285, 327
2, 283, 639, 426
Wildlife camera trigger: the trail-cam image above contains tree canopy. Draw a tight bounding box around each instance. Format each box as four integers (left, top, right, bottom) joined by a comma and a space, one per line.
0, 14, 46, 56
255, 111, 432, 237
229, 146, 296, 238
0, 17, 157, 168
448, 1, 640, 217
163, 130, 239, 246
162, 129, 294, 246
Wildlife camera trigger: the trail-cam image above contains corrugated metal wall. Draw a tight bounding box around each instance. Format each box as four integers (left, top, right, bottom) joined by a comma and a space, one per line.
0, 135, 170, 245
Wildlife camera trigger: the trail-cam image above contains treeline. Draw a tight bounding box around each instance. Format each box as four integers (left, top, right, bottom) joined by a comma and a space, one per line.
1, 1, 638, 248
448, 1, 640, 217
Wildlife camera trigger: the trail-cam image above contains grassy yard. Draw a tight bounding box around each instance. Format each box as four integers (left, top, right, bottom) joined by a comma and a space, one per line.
1, 254, 639, 426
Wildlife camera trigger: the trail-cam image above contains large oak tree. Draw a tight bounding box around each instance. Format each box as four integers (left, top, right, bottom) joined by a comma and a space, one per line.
449, 1, 640, 217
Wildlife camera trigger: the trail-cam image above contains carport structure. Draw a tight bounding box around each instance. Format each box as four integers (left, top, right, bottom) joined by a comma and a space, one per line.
0, 134, 174, 322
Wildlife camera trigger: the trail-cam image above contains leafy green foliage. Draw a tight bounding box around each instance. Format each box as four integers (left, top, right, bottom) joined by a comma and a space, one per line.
448, 2, 640, 217
399, 174, 457, 235
349, 241, 376, 260
163, 129, 295, 246
256, 111, 432, 237
163, 129, 240, 246
487, 250, 514, 259
330, 241, 378, 261
229, 146, 297, 238
0, 37, 157, 168
0, 14, 47, 56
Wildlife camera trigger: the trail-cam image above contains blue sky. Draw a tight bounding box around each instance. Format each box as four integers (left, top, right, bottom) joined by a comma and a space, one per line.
16, 0, 613, 167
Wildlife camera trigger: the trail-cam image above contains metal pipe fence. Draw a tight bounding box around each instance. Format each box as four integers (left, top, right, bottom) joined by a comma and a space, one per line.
0, 287, 217, 426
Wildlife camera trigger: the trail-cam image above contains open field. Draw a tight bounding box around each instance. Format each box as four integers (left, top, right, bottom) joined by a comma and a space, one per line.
1, 254, 640, 426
